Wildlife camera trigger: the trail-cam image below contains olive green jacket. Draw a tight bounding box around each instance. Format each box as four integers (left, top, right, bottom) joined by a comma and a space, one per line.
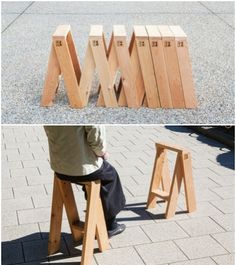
44, 126, 106, 176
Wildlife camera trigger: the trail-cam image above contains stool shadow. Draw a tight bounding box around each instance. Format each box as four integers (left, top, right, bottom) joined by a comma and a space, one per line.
117, 202, 188, 222
2, 232, 99, 265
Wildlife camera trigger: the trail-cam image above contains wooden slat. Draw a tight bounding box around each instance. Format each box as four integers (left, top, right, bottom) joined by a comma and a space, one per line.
48, 176, 64, 255
156, 142, 187, 153
158, 25, 185, 108
53, 25, 71, 38
181, 151, 197, 213
89, 25, 118, 107
146, 25, 173, 108
53, 35, 83, 108
134, 26, 161, 108
170, 25, 197, 108
152, 189, 170, 200
41, 44, 61, 107
113, 25, 139, 108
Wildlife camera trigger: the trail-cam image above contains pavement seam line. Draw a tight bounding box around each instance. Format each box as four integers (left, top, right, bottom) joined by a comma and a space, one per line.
2, 1, 35, 34
199, 1, 234, 30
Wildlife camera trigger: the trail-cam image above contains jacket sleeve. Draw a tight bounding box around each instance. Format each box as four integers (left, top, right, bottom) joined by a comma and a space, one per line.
85, 126, 106, 156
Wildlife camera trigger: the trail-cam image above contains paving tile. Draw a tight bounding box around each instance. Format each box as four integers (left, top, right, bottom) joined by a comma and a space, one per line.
14, 185, 47, 198
175, 235, 227, 259
210, 199, 235, 214
135, 241, 187, 264
18, 207, 51, 224
23, 238, 68, 262
194, 188, 221, 202
109, 226, 151, 248
26, 174, 52, 185
177, 216, 224, 237
2, 197, 34, 212
95, 246, 145, 265
212, 232, 235, 253
186, 202, 223, 217
212, 254, 235, 265
209, 174, 235, 186
2, 176, 27, 188
2, 188, 14, 199
2, 223, 41, 242
2, 242, 24, 265
211, 186, 235, 199
141, 222, 188, 242
10, 167, 39, 177
210, 214, 234, 232
170, 257, 216, 265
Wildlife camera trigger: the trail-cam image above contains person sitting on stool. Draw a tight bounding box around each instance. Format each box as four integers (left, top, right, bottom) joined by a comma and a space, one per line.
44, 125, 126, 237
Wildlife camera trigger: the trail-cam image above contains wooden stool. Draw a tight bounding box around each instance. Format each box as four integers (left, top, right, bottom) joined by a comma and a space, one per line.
147, 142, 196, 218
48, 174, 109, 265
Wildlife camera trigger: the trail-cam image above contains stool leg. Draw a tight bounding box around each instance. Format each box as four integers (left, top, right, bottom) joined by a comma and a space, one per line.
165, 153, 183, 218
161, 155, 171, 193
57, 179, 83, 242
182, 152, 196, 213
81, 181, 100, 265
147, 147, 166, 209
48, 176, 63, 255
95, 197, 109, 252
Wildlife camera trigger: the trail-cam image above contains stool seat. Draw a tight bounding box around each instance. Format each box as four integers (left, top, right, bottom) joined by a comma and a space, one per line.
48, 175, 109, 265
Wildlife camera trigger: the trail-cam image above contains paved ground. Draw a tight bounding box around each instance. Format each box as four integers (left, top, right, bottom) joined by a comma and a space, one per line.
2, 126, 235, 264
1, 1, 235, 124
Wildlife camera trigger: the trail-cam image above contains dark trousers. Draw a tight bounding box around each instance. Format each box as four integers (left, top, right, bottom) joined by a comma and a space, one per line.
55, 160, 126, 221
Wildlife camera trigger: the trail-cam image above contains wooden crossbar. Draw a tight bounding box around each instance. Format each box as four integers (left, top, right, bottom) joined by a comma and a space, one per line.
147, 142, 196, 219
48, 176, 109, 265
41, 24, 197, 109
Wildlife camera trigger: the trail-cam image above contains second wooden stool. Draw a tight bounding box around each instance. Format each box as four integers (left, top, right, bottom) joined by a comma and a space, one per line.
48, 174, 109, 265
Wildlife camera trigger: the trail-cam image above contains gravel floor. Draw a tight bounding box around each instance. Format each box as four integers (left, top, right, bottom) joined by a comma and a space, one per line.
1, 1, 235, 124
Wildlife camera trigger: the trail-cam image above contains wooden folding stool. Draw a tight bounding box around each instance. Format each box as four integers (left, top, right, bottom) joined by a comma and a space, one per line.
147, 142, 196, 219
41, 25, 83, 108
48, 175, 109, 265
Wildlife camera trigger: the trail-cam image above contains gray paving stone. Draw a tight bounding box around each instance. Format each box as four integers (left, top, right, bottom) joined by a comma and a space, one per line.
193, 188, 221, 202
212, 232, 235, 253
13, 185, 47, 198
2, 197, 34, 212
211, 214, 234, 232
141, 222, 189, 242
2, 210, 18, 227
210, 199, 235, 214
2, 242, 24, 265
2, 223, 41, 242
26, 174, 52, 185
2, 188, 14, 199
135, 241, 187, 264
2, 160, 23, 169
109, 226, 151, 248
200, 1, 234, 13
10, 167, 39, 178
186, 202, 223, 217
175, 235, 227, 259
212, 254, 235, 265
2, 176, 27, 188
23, 238, 68, 262
18, 207, 51, 224
170, 257, 216, 265
209, 174, 235, 186
177, 216, 224, 237
7, 152, 34, 161
211, 186, 235, 199
95, 246, 145, 265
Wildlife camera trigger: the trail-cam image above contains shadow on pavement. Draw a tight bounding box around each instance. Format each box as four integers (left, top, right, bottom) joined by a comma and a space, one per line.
165, 126, 235, 170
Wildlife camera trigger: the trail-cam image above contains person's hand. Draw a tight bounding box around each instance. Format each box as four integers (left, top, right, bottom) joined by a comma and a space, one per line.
101, 151, 109, 160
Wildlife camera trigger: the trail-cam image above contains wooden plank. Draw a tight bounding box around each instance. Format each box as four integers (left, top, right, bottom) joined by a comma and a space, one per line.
129, 33, 145, 106
146, 25, 173, 108
156, 142, 187, 153
161, 153, 171, 193
181, 151, 197, 213
79, 43, 96, 106
96, 196, 109, 251
53, 35, 83, 108
147, 147, 166, 209
89, 25, 118, 107
81, 181, 100, 265
41, 44, 61, 107
53, 25, 71, 38
152, 189, 169, 200
165, 154, 183, 218
113, 25, 139, 108
57, 179, 83, 242
170, 25, 197, 108
134, 25, 160, 108
158, 25, 185, 108
48, 176, 63, 255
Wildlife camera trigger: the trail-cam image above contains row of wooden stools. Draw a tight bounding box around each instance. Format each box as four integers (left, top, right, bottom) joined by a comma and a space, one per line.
48, 142, 196, 265
41, 25, 197, 109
